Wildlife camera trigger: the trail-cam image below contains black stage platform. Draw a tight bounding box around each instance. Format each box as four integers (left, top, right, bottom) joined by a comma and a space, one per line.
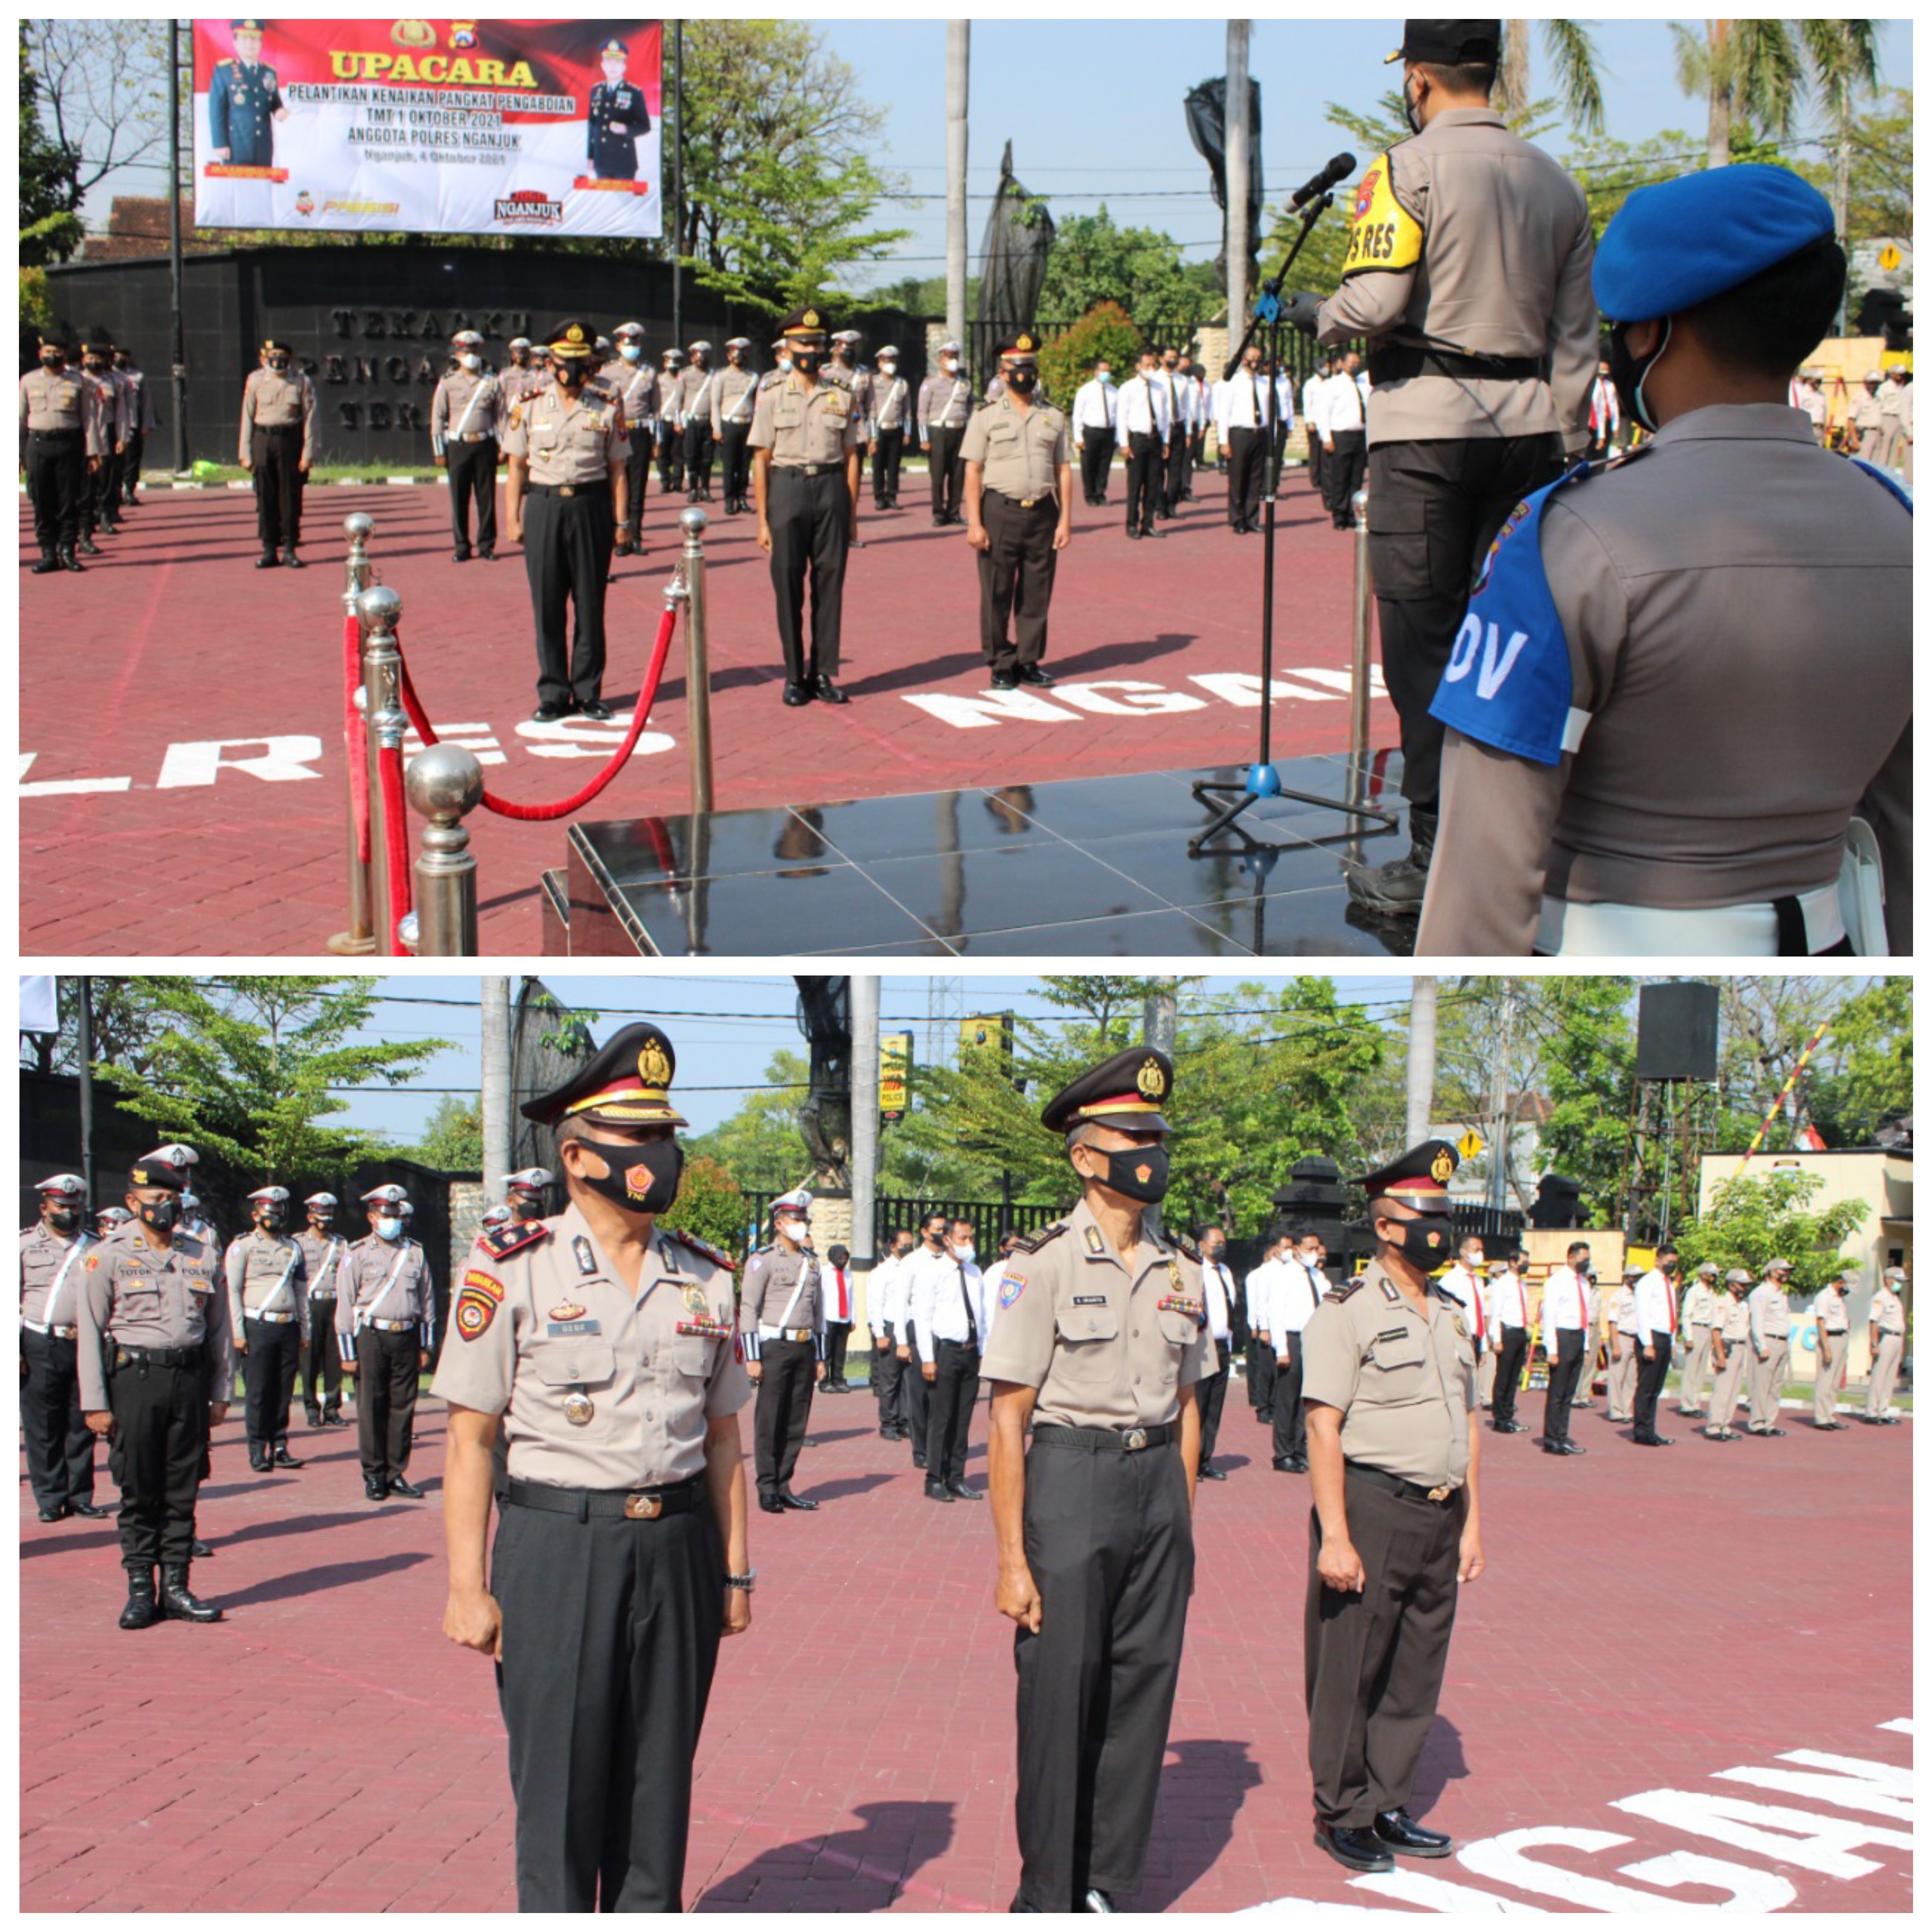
546, 754, 1418, 957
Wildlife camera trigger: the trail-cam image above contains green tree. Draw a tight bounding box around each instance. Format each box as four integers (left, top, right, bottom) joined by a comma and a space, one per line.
1676, 1169, 1868, 1297
683, 1049, 812, 1193
663, 1154, 749, 1265
407, 1093, 483, 1171
1038, 206, 1216, 330
19, 31, 80, 268
1037, 302, 1144, 414
1518, 978, 1638, 1226
1496, 20, 1607, 136
1671, 19, 1881, 171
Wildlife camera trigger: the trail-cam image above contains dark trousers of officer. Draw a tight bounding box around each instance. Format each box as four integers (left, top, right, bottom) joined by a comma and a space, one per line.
251, 424, 306, 552
620, 428, 653, 544
720, 421, 753, 507
1195, 1356, 1231, 1468
106, 1352, 208, 1571
524, 481, 615, 711
1368, 432, 1564, 815
1305, 1470, 1461, 1828
1226, 426, 1267, 530
302, 1305, 344, 1418
925, 1337, 980, 1487
242, 1316, 301, 1456
902, 1320, 930, 1458
1124, 431, 1161, 533
494, 1496, 723, 1910
25, 431, 85, 555
1543, 1330, 1583, 1445
752, 1337, 816, 1496
1014, 1435, 1193, 1909
1248, 1337, 1277, 1414
1632, 1335, 1673, 1439
1161, 433, 1189, 515
656, 422, 684, 492
355, 1324, 421, 1484
927, 424, 965, 520
122, 427, 144, 501
1324, 428, 1367, 527
767, 467, 851, 685
683, 417, 715, 497
1272, 1332, 1307, 1463
89, 444, 122, 530
1490, 1325, 1528, 1427
978, 492, 1059, 677
446, 437, 498, 554
870, 425, 905, 506
873, 1324, 905, 1433
1079, 432, 1115, 505
22, 1329, 97, 1513
824, 1320, 851, 1387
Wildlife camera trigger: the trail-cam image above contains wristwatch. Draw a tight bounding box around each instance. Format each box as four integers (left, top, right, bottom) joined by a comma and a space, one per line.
724, 1569, 756, 1593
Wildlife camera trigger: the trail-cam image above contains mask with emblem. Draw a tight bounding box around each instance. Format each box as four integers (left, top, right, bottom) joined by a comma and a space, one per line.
572, 1136, 683, 1216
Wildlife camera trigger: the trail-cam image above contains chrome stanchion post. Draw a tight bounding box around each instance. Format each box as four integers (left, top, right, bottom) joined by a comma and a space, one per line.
678, 505, 713, 816
404, 743, 485, 957
1349, 486, 1373, 765
329, 511, 377, 954
356, 583, 405, 957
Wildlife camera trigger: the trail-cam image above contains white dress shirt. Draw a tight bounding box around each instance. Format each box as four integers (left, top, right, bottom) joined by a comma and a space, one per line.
1490, 1267, 1529, 1331
1541, 1264, 1590, 1344
1302, 371, 1329, 438
913, 1245, 993, 1352
1436, 1262, 1486, 1353
1214, 366, 1273, 433
868, 1252, 907, 1340
1117, 371, 1171, 439
1072, 376, 1117, 436
1323, 372, 1365, 435
1632, 1269, 1678, 1346
1275, 1254, 1322, 1337
1277, 373, 1299, 431
1242, 1259, 1279, 1337
1200, 1258, 1234, 1344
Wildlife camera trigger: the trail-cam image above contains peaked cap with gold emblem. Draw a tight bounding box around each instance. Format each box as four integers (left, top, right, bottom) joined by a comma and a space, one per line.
779, 306, 830, 344
997, 332, 1041, 362
1039, 1046, 1173, 1137
1354, 1138, 1460, 1213
545, 317, 597, 361
521, 1022, 689, 1129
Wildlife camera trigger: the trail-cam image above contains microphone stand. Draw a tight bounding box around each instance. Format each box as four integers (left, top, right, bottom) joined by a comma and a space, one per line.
1189, 192, 1397, 859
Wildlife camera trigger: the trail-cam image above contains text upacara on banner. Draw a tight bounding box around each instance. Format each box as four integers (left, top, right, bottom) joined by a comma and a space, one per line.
192, 18, 663, 239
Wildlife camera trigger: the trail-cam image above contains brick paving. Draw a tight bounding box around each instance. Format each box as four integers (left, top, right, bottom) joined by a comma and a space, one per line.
20, 1380, 1911, 1912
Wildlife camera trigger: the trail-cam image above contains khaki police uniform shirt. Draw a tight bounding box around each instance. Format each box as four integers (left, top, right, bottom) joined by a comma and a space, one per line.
597, 358, 658, 431
961, 394, 1070, 503
429, 1206, 750, 1490
82, 369, 128, 447
671, 362, 716, 427
748, 371, 861, 467
1419, 405, 1914, 956
1852, 392, 1885, 436
430, 366, 503, 453
224, 1228, 310, 1340
918, 372, 973, 433
1713, 1293, 1751, 1351
1302, 1260, 1474, 1491
870, 374, 910, 432
500, 384, 628, 486
1318, 106, 1597, 452
1747, 1281, 1791, 1355
20, 368, 103, 453
1870, 1286, 1905, 1334
1682, 1280, 1717, 1330
240, 366, 317, 463
740, 1243, 823, 1340
1609, 1285, 1638, 1337
297, 1229, 349, 1313
21, 1224, 94, 1330
978, 1196, 1215, 1432
336, 1234, 436, 1348
709, 365, 761, 433
75, 1226, 234, 1411
499, 365, 542, 409
1813, 1285, 1851, 1336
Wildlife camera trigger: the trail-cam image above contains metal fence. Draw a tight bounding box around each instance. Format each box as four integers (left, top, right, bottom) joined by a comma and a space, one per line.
742, 1190, 1064, 1263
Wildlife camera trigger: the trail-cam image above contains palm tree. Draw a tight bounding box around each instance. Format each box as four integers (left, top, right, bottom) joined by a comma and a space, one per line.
1496, 19, 1607, 136
1672, 19, 1880, 171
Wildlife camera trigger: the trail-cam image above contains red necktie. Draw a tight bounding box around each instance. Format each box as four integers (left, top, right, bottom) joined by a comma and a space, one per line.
1577, 1273, 1587, 1326
1471, 1276, 1485, 1334
1665, 1280, 1676, 1330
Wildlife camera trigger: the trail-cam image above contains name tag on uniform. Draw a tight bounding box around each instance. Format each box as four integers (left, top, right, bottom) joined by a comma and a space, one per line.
676, 1318, 732, 1339
1072, 1294, 1108, 1307
1376, 1327, 1408, 1344
545, 1318, 601, 1337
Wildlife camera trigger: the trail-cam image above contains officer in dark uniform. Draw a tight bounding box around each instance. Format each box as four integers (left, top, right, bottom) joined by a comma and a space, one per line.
587, 37, 650, 182
296, 1192, 349, 1427
19, 1174, 110, 1522
981, 1046, 1215, 1913
208, 19, 287, 167
1298, 19, 1597, 917
19, 330, 100, 573
75, 1144, 234, 1629
433, 1022, 752, 1912
1300, 1139, 1483, 1873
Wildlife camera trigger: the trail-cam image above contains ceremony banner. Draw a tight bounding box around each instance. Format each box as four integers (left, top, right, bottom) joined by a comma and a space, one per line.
192, 18, 663, 239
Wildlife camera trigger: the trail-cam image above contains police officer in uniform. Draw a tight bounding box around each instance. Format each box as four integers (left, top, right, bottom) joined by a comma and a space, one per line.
499, 337, 537, 408
586, 37, 650, 181
239, 336, 316, 568
433, 1021, 752, 1912
337, 1182, 436, 1501
600, 322, 657, 554
675, 341, 718, 502
19, 330, 100, 573
750, 306, 862, 707
208, 19, 288, 166
1745, 1258, 1793, 1437
79, 332, 129, 547
297, 1192, 349, 1427
832, 329, 872, 439
962, 335, 1073, 693
1677, 1260, 1720, 1418
710, 339, 761, 515
76, 1144, 233, 1629
918, 340, 973, 525
740, 1187, 827, 1514
501, 317, 630, 724
431, 329, 502, 562
653, 347, 686, 493
1810, 1265, 1854, 1429
1301, 19, 1596, 917
20, 1174, 110, 1522
1703, 1269, 1754, 1440
1864, 1266, 1907, 1423
867, 346, 910, 509
113, 343, 157, 508
503, 1167, 554, 1225
1421, 164, 1912, 957
225, 1185, 309, 1472
1301, 1139, 1481, 1873
981, 1046, 1214, 1913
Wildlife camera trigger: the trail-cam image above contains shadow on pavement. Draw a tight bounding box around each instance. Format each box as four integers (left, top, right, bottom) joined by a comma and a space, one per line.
1137, 1736, 1266, 1910
214, 1549, 431, 1609
695, 1797, 959, 1911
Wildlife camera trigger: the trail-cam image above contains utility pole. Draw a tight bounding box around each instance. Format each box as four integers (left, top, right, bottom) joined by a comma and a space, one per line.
168, 20, 188, 474
1487, 981, 1515, 1212
481, 977, 512, 1197
1832, 101, 1854, 339
945, 23, 970, 356
849, 977, 881, 1268
78, 978, 98, 1208
1405, 977, 1437, 1147
671, 22, 684, 352
1142, 979, 1177, 1056
1226, 22, 1252, 350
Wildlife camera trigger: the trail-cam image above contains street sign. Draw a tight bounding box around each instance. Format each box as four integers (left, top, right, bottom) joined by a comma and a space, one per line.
1457, 1129, 1484, 1161
880, 1032, 912, 1122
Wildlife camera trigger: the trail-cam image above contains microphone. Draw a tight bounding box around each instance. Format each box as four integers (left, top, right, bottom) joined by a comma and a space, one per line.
1288, 152, 1358, 210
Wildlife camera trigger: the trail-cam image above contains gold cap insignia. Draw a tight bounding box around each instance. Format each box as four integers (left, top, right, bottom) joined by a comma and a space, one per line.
567, 324, 584, 343
803, 310, 819, 329
1430, 1148, 1455, 1184
1137, 1056, 1166, 1100
638, 1038, 672, 1090
1017, 333, 1034, 351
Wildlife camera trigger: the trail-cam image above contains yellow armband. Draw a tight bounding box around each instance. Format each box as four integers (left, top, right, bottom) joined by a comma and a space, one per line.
1342, 153, 1424, 276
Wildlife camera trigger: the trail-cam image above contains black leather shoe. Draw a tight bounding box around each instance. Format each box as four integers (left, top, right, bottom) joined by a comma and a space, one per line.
78, 535, 102, 556
160, 1565, 223, 1623
1016, 664, 1055, 687
249, 1455, 272, 1474
70, 1500, 110, 1519
1313, 1823, 1394, 1873
579, 699, 614, 722
1374, 1809, 1453, 1858
1561, 1440, 1588, 1455
925, 1479, 956, 1503
911, 1454, 928, 1471
1199, 1465, 1227, 1481
758, 1493, 784, 1515
989, 673, 1019, 691
1763, 1426, 1787, 1437
1272, 1457, 1295, 1472
101, 518, 120, 535
453, 548, 472, 562
305, 1411, 323, 1428
530, 703, 566, 724
32, 554, 59, 574
283, 549, 305, 569
388, 1476, 424, 1499
1541, 1441, 1568, 1455
1493, 1421, 1529, 1433
60, 549, 84, 571
1345, 851, 1429, 917
192, 1539, 214, 1558
255, 550, 278, 568
120, 1570, 161, 1631
479, 549, 494, 561
777, 1489, 819, 1511
38, 1505, 68, 1523
814, 674, 850, 705
947, 1482, 983, 1501
365, 1478, 389, 1501
783, 682, 813, 707
272, 1446, 305, 1469
1079, 1891, 1117, 1912
1633, 1433, 1673, 1447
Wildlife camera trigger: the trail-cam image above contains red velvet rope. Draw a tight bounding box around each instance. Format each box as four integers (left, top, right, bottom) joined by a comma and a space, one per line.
378, 741, 413, 951
344, 611, 370, 863
396, 604, 679, 823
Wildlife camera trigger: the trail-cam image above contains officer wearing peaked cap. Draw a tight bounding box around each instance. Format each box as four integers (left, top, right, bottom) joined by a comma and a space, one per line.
209, 18, 288, 168
674, 341, 719, 503
1420, 162, 1912, 958
1300, 1138, 1482, 1875
432, 328, 502, 562
587, 36, 649, 182
240, 335, 316, 567
741, 1186, 826, 1513
433, 1022, 752, 1911
711, 338, 761, 515
981, 1046, 1215, 1912
20, 1174, 110, 1522
502, 1168, 554, 1223
920, 338, 974, 525
600, 322, 657, 554
297, 1192, 349, 1426
337, 1183, 436, 1500
226, 1185, 310, 1472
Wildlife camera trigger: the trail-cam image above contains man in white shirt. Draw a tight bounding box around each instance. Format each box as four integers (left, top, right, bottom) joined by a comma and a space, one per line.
1487, 1253, 1531, 1432
1214, 344, 1274, 535
912, 1218, 993, 1501
1153, 345, 1192, 518
896, 1211, 950, 1471
1195, 1225, 1237, 1480
1320, 350, 1368, 530
1435, 1237, 1489, 1405
1271, 1230, 1325, 1472
1630, 1245, 1681, 1446
1587, 357, 1621, 455
868, 1229, 915, 1443
1539, 1240, 1593, 1455
1302, 356, 1333, 499
1071, 357, 1118, 507
1243, 1231, 1288, 1422
1115, 349, 1171, 539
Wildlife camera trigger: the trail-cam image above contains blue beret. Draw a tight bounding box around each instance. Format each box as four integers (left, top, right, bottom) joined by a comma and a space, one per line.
1594, 165, 1836, 323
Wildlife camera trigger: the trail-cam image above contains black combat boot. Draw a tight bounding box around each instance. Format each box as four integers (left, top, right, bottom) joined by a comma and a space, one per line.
160, 1564, 224, 1622
119, 1567, 161, 1630
1344, 808, 1437, 917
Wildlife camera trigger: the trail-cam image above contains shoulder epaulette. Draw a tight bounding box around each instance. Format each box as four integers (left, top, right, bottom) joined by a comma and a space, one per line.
1013, 1221, 1069, 1255
1168, 1231, 1202, 1263
1333, 1277, 1366, 1302
478, 1220, 550, 1262
665, 1227, 735, 1270
746, 1240, 775, 1258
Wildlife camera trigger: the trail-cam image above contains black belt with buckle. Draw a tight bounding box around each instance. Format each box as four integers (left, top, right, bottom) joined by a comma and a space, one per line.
527, 480, 609, 498
1032, 1422, 1175, 1454
775, 462, 841, 479
28, 428, 81, 441
1370, 342, 1547, 384
457, 432, 493, 443
992, 490, 1057, 511
1347, 1461, 1460, 1505
506, 1476, 701, 1522
111, 1344, 202, 1371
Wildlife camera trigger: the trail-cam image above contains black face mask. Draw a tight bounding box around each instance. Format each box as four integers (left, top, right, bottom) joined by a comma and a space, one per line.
1606, 320, 1669, 434
257, 1212, 284, 1232
1387, 1214, 1453, 1270
40, 352, 64, 369
1402, 76, 1424, 136
554, 363, 585, 387
48, 1208, 79, 1231
572, 1136, 683, 1215
138, 1199, 180, 1233
1083, 1143, 1171, 1205
791, 350, 823, 376
267, 358, 289, 373
1006, 367, 1039, 395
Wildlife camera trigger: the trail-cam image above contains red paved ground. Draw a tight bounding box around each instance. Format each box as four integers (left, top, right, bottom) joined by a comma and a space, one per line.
21, 1386, 1911, 1913
18, 469, 1393, 955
